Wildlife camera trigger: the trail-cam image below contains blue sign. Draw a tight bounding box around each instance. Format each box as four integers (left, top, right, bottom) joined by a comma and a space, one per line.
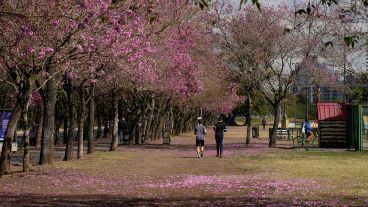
0, 112, 11, 141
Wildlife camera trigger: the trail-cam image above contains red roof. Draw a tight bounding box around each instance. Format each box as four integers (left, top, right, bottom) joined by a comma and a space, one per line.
317, 103, 347, 121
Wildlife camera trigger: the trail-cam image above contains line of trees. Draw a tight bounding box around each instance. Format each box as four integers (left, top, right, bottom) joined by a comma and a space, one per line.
1, 0, 367, 176
0, 0, 238, 176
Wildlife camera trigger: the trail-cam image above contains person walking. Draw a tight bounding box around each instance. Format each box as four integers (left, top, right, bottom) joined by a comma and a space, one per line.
194, 119, 206, 158
262, 117, 266, 130
301, 119, 310, 147
214, 117, 226, 158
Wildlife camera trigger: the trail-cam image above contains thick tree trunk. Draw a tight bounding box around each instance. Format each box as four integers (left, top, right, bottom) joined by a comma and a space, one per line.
130, 125, 136, 145
246, 95, 252, 145
1, 74, 34, 174
142, 118, 148, 143
87, 85, 95, 154
179, 118, 185, 134
155, 116, 165, 140
184, 118, 191, 132
110, 95, 119, 151
77, 86, 86, 159
77, 108, 85, 159
63, 114, 69, 144
136, 109, 142, 144
97, 113, 102, 139
39, 79, 57, 165
35, 105, 44, 149
54, 119, 62, 145
63, 81, 76, 161
22, 111, 30, 172
269, 103, 281, 147
150, 112, 159, 141
152, 114, 160, 140
103, 119, 109, 138
0, 102, 22, 175
64, 102, 76, 161
22, 76, 34, 172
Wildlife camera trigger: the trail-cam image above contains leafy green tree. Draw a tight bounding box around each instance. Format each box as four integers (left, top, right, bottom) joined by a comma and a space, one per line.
347, 86, 368, 104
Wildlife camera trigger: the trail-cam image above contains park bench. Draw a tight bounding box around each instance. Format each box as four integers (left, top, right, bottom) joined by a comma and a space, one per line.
269, 128, 291, 140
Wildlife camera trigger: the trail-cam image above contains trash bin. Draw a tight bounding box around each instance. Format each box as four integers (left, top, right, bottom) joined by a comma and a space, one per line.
252, 126, 259, 138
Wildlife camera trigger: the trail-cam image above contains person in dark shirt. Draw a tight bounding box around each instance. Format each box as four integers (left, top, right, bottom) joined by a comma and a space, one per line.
213, 117, 226, 158
262, 118, 266, 130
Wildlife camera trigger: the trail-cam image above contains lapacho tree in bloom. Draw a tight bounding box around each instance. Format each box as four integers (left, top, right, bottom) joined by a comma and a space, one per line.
0, 0, 154, 173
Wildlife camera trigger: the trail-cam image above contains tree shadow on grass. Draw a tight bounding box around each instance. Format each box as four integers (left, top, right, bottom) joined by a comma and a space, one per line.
0, 194, 294, 207
125, 143, 209, 151
123, 142, 296, 154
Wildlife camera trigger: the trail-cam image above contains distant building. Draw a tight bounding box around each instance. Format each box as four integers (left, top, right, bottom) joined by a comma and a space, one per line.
292, 63, 344, 103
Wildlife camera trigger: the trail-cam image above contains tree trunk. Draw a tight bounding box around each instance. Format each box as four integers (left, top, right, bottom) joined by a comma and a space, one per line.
179, 118, 185, 134
110, 95, 119, 151
77, 108, 85, 159
0, 102, 22, 175
35, 105, 44, 149
97, 113, 102, 139
150, 112, 158, 141
22, 111, 31, 172
64, 102, 76, 161
1, 74, 34, 174
87, 85, 95, 154
246, 95, 252, 145
136, 109, 142, 144
22, 76, 34, 172
152, 114, 160, 140
39, 79, 57, 165
54, 119, 61, 145
103, 119, 109, 138
155, 116, 165, 140
269, 103, 281, 147
63, 114, 69, 144
77, 86, 86, 159
63, 81, 76, 161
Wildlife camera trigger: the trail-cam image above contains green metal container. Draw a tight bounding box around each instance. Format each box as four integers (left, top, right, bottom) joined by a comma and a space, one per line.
348, 105, 368, 151
361, 106, 368, 150
348, 105, 361, 151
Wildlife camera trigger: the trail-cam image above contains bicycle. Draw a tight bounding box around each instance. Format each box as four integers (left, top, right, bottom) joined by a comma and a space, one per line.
292, 130, 318, 147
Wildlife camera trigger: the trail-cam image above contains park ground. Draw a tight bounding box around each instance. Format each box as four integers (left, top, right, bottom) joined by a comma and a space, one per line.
1, 126, 368, 206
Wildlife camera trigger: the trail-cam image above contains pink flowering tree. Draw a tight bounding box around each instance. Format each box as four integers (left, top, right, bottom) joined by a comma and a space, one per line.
0, 0, 157, 173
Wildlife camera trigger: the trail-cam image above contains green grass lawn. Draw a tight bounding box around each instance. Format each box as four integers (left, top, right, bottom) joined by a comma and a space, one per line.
235, 150, 368, 205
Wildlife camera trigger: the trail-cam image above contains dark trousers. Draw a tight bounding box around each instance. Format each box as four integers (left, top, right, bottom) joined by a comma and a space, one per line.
215, 135, 224, 155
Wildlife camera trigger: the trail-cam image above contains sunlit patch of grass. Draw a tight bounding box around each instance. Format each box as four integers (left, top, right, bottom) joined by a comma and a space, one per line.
235, 150, 368, 203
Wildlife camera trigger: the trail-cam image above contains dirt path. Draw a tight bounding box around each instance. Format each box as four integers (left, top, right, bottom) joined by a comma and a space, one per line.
0, 126, 363, 206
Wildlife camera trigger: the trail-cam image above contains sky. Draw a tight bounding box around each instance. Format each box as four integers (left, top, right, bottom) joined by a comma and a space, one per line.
227, 0, 367, 72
